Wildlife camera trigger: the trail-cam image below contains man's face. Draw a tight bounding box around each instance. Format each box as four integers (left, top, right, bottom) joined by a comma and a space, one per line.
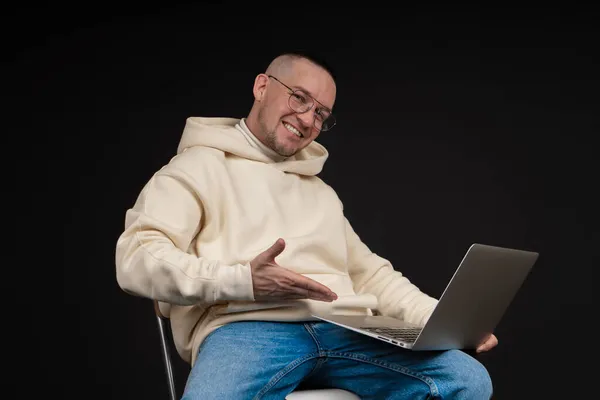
256, 59, 336, 157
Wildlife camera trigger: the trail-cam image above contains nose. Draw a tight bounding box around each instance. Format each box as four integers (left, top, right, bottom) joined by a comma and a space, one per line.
296, 110, 314, 129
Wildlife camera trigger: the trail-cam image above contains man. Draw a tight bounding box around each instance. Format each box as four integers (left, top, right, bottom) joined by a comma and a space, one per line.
115, 52, 497, 399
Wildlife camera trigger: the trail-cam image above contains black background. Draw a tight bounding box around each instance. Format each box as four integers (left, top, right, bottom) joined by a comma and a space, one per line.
7, 3, 598, 399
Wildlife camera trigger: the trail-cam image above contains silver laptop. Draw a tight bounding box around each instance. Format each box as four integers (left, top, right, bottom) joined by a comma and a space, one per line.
312, 243, 538, 351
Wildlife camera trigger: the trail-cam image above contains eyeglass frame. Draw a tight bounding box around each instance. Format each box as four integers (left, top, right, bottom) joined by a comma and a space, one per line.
267, 74, 336, 132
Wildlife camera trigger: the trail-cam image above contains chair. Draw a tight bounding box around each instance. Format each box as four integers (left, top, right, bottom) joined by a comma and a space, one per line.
152, 300, 359, 399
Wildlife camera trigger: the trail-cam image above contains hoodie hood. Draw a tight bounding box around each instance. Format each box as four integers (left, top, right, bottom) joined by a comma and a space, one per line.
177, 117, 329, 176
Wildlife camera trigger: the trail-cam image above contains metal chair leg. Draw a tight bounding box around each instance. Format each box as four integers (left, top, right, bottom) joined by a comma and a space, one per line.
155, 313, 177, 400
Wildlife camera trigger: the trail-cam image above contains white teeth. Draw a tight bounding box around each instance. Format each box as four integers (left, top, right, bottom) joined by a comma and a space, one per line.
283, 122, 302, 137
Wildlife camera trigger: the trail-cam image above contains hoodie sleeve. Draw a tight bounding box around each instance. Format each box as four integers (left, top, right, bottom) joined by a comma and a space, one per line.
345, 217, 438, 326
115, 167, 255, 306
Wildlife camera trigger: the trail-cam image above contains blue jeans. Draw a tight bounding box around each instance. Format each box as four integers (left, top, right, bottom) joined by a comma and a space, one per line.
182, 321, 493, 399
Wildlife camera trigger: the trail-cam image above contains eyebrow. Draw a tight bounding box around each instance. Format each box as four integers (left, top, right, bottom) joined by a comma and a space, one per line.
290, 85, 333, 113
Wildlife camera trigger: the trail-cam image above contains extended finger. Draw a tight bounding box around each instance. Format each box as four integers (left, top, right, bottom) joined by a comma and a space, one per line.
287, 286, 335, 301
476, 334, 498, 353
290, 274, 337, 300
258, 239, 286, 263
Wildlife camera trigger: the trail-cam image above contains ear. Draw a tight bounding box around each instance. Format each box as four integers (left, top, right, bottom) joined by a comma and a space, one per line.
253, 73, 269, 101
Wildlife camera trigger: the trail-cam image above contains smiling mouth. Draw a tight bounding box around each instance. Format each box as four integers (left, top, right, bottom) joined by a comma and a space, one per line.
283, 121, 303, 138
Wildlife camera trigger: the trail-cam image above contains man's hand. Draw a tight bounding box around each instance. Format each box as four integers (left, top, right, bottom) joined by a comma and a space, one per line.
476, 333, 498, 353
250, 238, 338, 302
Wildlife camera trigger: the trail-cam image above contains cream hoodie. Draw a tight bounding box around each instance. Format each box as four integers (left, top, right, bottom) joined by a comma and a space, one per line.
115, 117, 438, 366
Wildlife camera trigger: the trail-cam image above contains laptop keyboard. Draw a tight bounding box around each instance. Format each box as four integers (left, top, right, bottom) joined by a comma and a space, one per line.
360, 327, 422, 342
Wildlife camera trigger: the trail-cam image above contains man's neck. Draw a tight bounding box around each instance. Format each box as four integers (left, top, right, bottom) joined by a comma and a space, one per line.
236, 118, 288, 162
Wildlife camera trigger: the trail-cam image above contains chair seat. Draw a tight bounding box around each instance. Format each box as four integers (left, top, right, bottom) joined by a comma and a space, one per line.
286, 388, 360, 399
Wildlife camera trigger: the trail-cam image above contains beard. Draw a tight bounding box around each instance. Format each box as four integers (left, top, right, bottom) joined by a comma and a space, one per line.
258, 109, 297, 157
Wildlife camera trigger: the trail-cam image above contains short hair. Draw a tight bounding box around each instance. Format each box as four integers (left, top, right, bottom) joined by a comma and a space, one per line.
266, 51, 337, 84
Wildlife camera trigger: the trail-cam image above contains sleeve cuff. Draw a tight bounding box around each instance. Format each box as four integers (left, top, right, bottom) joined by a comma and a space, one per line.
215, 261, 255, 302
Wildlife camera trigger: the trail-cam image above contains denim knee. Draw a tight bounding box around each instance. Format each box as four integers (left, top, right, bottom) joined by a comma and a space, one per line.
435, 350, 493, 399
461, 357, 493, 399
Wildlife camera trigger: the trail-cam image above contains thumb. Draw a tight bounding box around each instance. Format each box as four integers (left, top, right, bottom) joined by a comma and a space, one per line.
261, 238, 286, 262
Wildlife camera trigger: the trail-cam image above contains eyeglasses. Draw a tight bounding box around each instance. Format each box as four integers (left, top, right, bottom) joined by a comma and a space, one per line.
267, 75, 336, 132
